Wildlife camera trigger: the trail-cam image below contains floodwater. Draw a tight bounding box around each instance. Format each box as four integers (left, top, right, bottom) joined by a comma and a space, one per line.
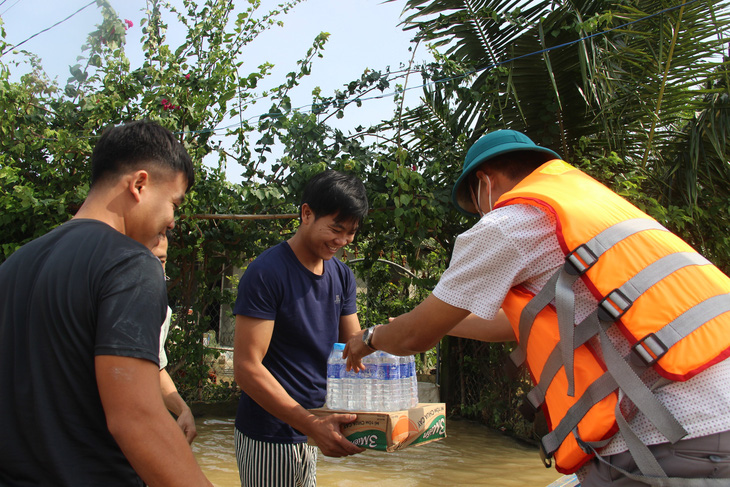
192, 417, 565, 486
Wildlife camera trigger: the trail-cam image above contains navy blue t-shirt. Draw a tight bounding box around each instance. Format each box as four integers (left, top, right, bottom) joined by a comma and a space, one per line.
233, 241, 358, 443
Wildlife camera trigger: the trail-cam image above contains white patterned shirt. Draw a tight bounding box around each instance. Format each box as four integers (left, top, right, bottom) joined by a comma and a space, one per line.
433, 204, 730, 458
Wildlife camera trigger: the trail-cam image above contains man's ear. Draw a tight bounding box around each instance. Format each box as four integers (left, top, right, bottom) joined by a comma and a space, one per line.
300, 203, 315, 224
473, 170, 486, 187
127, 170, 149, 203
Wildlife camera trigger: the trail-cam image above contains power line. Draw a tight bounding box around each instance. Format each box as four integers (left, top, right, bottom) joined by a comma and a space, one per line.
161, 0, 711, 139
26, 0, 707, 142
1, 0, 97, 57
272, 0, 705, 128
0, 0, 23, 17
209, 0, 704, 137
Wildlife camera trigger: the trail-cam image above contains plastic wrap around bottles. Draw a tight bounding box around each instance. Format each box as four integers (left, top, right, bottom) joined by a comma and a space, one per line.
326, 343, 418, 411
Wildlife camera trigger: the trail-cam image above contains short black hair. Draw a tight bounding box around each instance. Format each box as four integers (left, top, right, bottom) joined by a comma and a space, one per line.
300, 170, 368, 227
90, 120, 194, 190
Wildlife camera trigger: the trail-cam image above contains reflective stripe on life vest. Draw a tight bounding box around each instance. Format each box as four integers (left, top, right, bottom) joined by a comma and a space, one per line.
498, 160, 730, 474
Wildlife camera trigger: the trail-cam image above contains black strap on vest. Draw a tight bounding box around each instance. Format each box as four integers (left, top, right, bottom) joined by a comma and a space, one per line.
511, 218, 730, 484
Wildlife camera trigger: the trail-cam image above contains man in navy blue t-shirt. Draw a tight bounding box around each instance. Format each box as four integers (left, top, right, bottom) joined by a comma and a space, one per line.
233, 170, 369, 486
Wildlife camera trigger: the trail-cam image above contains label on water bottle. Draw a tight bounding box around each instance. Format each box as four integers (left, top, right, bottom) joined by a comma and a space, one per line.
364, 362, 377, 377
400, 361, 409, 379
327, 362, 339, 379
379, 363, 398, 380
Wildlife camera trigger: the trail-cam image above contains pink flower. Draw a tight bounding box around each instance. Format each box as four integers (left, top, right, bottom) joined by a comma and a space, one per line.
124, 19, 133, 29
160, 99, 181, 111
185, 74, 190, 80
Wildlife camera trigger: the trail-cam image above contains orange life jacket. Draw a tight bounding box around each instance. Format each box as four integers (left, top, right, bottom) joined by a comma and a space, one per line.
497, 160, 730, 474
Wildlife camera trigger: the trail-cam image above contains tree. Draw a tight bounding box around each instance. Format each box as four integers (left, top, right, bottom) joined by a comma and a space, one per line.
0, 0, 458, 399
1, 0, 333, 398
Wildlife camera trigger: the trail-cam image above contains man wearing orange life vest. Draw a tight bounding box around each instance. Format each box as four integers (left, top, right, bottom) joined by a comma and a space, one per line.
344, 129, 730, 486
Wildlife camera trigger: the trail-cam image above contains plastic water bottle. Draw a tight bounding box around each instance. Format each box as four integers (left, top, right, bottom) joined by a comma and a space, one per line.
398, 355, 411, 410
329, 349, 419, 411
396, 355, 410, 409
326, 343, 345, 409
379, 352, 401, 411
360, 353, 377, 411
343, 357, 358, 410
351, 365, 365, 410
349, 353, 377, 411
409, 355, 419, 408
400, 355, 419, 409
369, 351, 383, 411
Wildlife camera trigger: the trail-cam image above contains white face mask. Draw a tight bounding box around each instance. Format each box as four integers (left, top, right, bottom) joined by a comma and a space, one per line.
475, 175, 492, 217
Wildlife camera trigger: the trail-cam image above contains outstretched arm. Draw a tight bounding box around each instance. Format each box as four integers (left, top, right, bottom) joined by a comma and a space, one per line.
447, 309, 515, 342
344, 294, 470, 368
344, 294, 514, 370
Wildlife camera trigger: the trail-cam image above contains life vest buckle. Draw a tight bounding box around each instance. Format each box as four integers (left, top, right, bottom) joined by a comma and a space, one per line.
598, 288, 633, 322
574, 433, 593, 455
519, 397, 539, 422
632, 332, 668, 366
503, 356, 521, 379
538, 439, 553, 468
565, 244, 598, 276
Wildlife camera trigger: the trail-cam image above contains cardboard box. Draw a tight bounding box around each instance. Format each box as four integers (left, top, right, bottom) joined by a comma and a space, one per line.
309, 403, 446, 452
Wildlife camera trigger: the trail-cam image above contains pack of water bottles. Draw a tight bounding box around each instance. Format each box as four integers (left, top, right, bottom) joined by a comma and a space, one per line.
326, 342, 419, 411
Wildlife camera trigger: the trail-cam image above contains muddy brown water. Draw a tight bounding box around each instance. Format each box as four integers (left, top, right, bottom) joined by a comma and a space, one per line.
192, 416, 565, 486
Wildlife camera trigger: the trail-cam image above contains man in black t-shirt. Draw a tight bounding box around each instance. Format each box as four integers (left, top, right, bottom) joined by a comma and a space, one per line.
0, 121, 212, 487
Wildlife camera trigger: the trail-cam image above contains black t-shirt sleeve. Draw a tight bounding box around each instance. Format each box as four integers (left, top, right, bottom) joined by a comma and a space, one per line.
94, 251, 166, 365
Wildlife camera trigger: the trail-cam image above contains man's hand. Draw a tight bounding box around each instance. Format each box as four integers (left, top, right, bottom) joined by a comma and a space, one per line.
160, 368, 197, 444
307, 413, 365, 457
343, 329, 371, 372
176, 406, 198, 444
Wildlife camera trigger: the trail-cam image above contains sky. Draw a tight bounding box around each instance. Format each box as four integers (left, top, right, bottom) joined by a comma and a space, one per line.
1, 0, 434, 181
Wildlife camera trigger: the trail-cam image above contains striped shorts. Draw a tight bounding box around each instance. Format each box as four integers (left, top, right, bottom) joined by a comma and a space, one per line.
234, 428, 318, 487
